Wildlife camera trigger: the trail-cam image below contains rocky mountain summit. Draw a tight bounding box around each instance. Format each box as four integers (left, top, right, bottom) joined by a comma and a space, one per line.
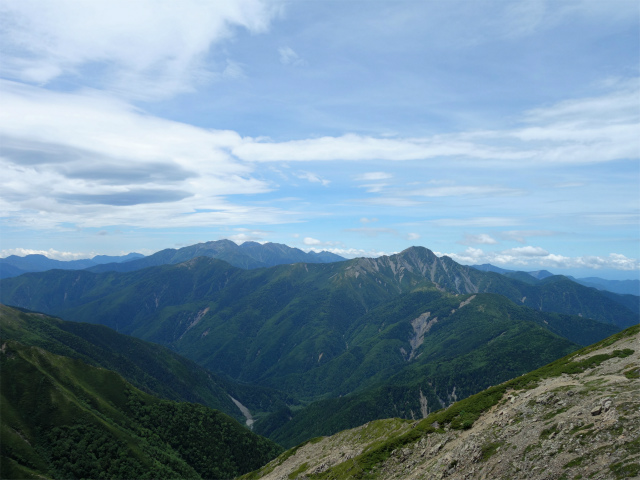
241, 326, 639, 480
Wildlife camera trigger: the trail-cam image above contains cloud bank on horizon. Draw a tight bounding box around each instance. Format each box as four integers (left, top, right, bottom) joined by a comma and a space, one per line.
0, 0, 638, 278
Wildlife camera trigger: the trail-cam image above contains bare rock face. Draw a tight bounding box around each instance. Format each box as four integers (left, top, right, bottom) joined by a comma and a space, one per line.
240, 327, 640, 480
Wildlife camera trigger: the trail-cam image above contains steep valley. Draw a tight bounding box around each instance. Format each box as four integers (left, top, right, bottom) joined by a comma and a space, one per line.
241, 325, 640, 480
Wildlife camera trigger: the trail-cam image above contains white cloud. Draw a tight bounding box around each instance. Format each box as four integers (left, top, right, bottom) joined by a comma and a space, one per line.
437, 247, 640, 271
303, 247, 390, 259
303, 237, 322, 245
355, 172, 393, 181
0, 0, 280, 99
407, 185, 524, 197
226, 228, 271, 244
359, 183, 389, 193
278, 46, 306, 66
502, 246, 549, 257
357, 197, 424, 207
0, 247, 96, 260
459, 234, 498, 245
0, 81, 298, 230
407, 233, 420, 241
431, 217, 521, 228
295, 172, 330, 186
233, 133, 528, 162
231, 80, 638, 166
500, 230, 557, 243
360, 217, 378, 223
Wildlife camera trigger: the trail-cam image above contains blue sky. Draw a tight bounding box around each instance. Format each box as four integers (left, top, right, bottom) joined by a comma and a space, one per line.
0, 0, 638, 279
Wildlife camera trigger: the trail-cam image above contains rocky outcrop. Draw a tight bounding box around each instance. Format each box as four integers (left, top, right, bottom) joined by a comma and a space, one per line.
240, 327, 639, 480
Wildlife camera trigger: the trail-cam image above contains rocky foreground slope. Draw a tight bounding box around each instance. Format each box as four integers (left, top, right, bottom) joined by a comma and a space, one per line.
240, 326, 639, 480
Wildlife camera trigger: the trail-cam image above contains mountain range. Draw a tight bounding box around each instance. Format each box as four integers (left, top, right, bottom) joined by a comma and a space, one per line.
0, 240, 344, 280
1, 242, 636, 450
0, 252, 144, 279
3, 244, 635, 297
471, 263, 640, 296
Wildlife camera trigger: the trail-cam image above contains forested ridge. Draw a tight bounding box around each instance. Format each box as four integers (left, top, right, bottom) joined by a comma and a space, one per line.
0, 338, 283, 480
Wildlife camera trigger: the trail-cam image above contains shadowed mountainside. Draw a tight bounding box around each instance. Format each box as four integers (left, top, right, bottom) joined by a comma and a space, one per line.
0, 338, 283, 480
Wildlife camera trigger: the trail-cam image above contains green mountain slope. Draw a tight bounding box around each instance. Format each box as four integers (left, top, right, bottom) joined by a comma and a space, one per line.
0, 305, 295, 425
0, 340, 283, 480
242, 325, 640, 480
0, 247, 630, 402
253, 292, 600, 447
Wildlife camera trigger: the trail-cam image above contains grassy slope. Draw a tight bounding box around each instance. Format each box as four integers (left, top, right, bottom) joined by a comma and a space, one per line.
0, 304, 295, 423
254, 292, 589, 447
0, 340, 283, 480
243, 324, 639, 479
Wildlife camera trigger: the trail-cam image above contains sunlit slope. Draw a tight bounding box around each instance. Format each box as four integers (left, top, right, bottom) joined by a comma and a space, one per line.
253, 291, 604, 447
242, 325, 640, 480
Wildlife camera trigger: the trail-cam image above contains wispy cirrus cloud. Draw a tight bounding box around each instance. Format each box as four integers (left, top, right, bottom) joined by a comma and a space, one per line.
406, 185, 524, 197
344, 227, 398, 237
458, 233, 498, 245
0, 81, 297, 230
431, 217, 521, 228
0, 0, 281, 99
500, 230, 558, 243
295, 171, 330, 186
354, 172, 393, 181
278, 46, 306, 66
0, 247, 97, 260
581, 213, 640, 226
231, 79, 638, 166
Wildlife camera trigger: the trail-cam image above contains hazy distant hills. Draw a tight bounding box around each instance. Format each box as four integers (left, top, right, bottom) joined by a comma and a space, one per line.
85, 239, 344, 273
3, 244, 635, 299
571, 276, 640, 296
471, 263, 640, 296
0, 252, 144, 279
0, 307, 283, 479
0, 240, 344, 279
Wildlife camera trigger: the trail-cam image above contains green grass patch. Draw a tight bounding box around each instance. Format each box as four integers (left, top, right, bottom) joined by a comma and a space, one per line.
480, 441, 504, 462
288, 462, 309, 479
564, 456, 584, 468
570, 423, 593, 435
610, 462, 640, 479
623, 367, 639, 379
523, 442, 540, 457
544, 406, 570, 420
540, 424, 559, 440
